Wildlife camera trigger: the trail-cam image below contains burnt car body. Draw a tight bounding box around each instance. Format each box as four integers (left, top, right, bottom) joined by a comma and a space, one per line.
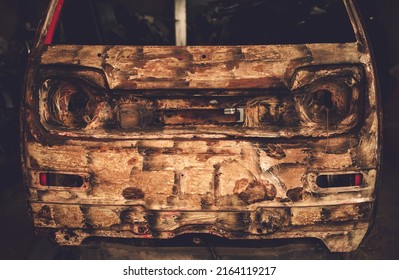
21, 0, 381, 252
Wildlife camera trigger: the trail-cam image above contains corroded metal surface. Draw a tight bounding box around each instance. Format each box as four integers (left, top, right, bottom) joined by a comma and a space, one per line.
21, 0, 381, 252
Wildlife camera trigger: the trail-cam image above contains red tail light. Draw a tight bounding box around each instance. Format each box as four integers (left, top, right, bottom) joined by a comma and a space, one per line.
354, 173, 363, 186
39, 173, 84, 187
39, 173, 47, 186
316, 173, 363, 188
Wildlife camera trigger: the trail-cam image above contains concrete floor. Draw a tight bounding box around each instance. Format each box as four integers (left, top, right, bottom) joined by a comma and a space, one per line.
0, 83, 398, 259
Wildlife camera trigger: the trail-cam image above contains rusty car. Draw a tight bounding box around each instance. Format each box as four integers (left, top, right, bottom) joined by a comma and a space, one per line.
21, 0, 381, 252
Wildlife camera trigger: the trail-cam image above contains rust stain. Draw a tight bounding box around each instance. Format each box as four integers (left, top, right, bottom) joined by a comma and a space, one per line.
37, 205, 53, 225
262, 144, 286, 160
286, 187, 310, 202
234, 179, 277, 204
251, 209, 288, 234
122, 187, 145, 200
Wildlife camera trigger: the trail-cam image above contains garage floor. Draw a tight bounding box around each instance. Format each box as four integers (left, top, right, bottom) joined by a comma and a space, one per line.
1, 82, 399, 259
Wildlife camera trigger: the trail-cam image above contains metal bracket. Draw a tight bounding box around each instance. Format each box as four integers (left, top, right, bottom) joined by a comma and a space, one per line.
224, 107, 244, 123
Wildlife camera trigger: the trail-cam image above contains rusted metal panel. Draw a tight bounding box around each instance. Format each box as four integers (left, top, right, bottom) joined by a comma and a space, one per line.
39, 44, 367, 90
31, 202, 371, 252
21, 0, 382, 253
25, 139, 376, 206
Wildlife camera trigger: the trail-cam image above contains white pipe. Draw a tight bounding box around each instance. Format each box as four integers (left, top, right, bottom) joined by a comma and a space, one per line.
175, 0, 187, 46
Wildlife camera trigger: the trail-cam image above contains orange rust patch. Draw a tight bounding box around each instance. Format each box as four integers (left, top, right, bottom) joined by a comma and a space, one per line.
128, 158, 138, 165
286, 187, 310, 202
322, 205, 362, 222
291, 208, 322, 225
37, 205, 53, 226
236, 180, 277, 204
122, 187, 145, 200
233, 178, 250, 194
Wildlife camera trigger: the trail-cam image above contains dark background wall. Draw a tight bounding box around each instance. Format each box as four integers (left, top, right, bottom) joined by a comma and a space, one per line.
376, 0, 399, 68
0, 0, 21, 40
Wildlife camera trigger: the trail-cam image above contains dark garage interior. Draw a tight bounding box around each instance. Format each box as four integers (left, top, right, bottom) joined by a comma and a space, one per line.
1, 0, 399, 259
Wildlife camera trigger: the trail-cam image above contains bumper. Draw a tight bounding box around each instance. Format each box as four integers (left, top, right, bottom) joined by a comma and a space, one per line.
31, 201, 373, 252
24, 136, 378, 253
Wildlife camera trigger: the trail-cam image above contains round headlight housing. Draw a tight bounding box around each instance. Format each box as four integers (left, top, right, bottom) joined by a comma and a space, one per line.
48, 80, 95, 129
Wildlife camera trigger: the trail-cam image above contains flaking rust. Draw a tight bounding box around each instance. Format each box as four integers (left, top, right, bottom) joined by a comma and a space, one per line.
22, 0, 381, 252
